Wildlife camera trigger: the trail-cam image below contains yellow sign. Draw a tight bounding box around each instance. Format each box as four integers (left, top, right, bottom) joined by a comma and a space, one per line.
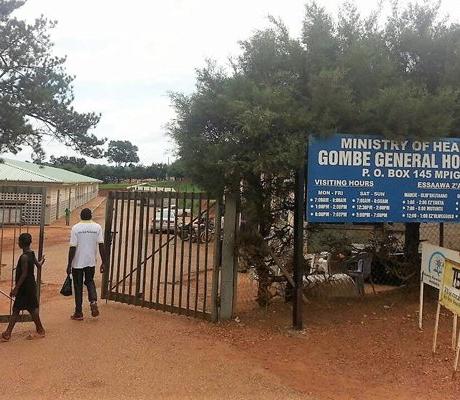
440, 259, 460, 316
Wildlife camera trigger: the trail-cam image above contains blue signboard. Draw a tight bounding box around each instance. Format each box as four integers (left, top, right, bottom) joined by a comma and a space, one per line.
307, 134, 460, 223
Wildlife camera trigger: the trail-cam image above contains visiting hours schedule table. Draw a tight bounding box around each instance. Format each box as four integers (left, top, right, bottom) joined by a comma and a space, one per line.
308, 188, 460, 222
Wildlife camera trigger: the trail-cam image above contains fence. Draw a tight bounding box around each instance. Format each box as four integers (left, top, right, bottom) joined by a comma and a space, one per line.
420, 223, 460, 250
234, 220, 460, 315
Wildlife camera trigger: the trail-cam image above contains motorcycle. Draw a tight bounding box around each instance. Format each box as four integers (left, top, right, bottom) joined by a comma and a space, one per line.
177, 217, 215, 243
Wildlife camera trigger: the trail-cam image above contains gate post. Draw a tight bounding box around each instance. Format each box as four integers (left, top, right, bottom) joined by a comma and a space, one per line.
220, 192, 238, 320
36, 187, 46, 304
101, 192, 114, 300
211, 198, 223, 322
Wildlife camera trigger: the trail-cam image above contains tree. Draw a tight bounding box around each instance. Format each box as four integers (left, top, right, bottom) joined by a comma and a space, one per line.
146, 163, 168, 180
49, 161, 171, 183
170, 22, 309, 304
302, 1, 459, 138
170, 1, 460, 301
105, 140, 140, 166
170, 28, 307, 192
50, 155, 87, 168
0, 0, 104, 157
302, 1, 460, 268
167, 159, 186, 179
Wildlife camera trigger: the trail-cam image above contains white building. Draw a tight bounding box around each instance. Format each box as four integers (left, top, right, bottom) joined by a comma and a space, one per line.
0, 159, 101, 225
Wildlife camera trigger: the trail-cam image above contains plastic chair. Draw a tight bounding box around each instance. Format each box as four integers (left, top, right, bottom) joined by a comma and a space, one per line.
345, 252, 376, 296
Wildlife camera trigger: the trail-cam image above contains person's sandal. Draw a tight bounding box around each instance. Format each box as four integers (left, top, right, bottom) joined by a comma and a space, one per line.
1, 332, 10, 342
26, 332, 45, 340
90, 303, 99, 317
70, 313, 84, 321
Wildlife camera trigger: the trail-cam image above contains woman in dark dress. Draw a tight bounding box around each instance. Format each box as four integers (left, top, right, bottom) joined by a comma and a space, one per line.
1, 233, 45, 341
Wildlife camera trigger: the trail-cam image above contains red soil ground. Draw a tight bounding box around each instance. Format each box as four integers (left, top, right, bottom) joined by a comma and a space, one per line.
1, 198, 459, 399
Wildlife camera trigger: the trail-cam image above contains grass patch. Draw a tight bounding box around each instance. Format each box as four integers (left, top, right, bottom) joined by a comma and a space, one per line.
99, 183, 131, 190
100, 181, 212, 213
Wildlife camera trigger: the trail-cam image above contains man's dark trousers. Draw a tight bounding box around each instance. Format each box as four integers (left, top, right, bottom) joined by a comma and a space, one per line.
72, 267, 97, 314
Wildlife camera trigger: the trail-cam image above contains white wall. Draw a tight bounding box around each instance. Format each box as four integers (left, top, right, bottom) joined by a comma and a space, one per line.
46, 183, 99, 224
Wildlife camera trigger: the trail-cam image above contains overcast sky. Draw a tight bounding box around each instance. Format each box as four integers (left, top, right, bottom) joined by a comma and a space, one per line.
7, 0, 460, 165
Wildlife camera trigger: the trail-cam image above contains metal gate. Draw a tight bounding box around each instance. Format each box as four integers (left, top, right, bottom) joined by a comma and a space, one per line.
102, 191, 222, 321
0, 186, 46, 323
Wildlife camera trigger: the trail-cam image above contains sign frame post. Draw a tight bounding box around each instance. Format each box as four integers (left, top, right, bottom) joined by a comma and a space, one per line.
293, 163, 305, 330
419, 271, 424, 330
433, 301, 442, 355
454, 328, 460, 377
453, 315, 458, 350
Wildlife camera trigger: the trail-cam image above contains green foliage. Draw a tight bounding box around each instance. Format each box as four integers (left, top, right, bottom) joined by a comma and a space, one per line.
302, 1, 338, 73
50, 155, 87, 168
170, 1, 460, 191
302, 0, 460, 137
169, 23, 309, 198
105, 140, 140, 166
169, 1, 460, 268
168, 1, 460, 302
170, 1, 460, 204
167, 159, 186, 179
0, 0, 104, 157
306, 228, 353, 255
46, 159, 183, 183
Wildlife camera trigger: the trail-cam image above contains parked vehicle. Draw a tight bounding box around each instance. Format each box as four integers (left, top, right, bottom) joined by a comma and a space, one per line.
177, 222, 192, 241
199, 218, 215, 243
150, 209, 176, 233
177, 217, 215, 243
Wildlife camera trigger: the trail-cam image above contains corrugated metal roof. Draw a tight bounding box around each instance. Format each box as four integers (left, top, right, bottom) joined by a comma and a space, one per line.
0, 158, 101, 184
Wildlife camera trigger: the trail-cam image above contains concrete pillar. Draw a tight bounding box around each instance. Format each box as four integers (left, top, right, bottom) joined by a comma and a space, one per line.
220, 192, 238, 320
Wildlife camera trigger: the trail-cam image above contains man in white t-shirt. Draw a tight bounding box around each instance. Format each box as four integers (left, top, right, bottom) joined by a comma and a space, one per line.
67, 208, 106, 320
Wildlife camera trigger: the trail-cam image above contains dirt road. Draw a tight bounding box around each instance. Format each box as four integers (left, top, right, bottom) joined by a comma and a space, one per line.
1, 198, 304, 400
2, 198, 460, 399
1, 296, 306, 400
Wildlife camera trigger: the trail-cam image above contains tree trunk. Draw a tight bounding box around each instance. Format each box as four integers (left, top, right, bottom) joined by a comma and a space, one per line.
242, 173, 273, 306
